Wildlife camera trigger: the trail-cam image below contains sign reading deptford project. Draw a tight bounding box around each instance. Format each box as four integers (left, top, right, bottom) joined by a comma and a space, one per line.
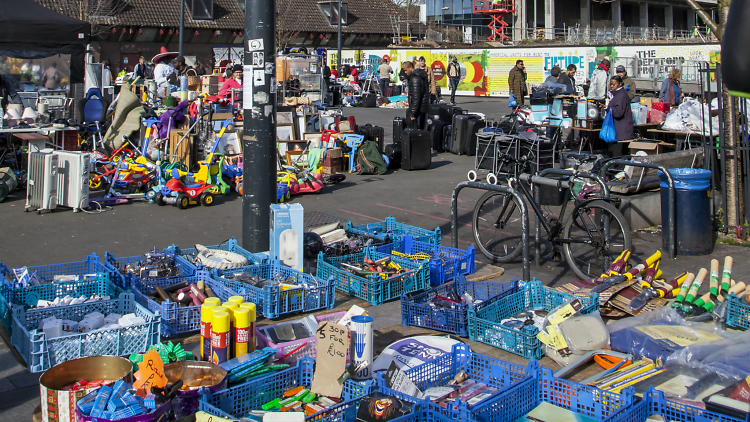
320, 43, 720, 97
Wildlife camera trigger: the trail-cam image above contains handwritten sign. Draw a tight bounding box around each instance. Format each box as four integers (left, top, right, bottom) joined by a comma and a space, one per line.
311, 321, 348, 398
133, 349, 167, 397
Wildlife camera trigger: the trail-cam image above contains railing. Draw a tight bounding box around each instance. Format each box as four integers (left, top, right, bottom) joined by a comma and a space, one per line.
523, 25, 718, 44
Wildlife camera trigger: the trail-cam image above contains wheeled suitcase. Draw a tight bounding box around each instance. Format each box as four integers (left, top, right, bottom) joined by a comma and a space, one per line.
439, 104, 454, 123
462, 117, 487, 156
393, 117, 406, 144
384, 143, 402, 169
358, 124, 385, 153
401, 129, 431, 170
430, 121, 448, 152
428, 104, 442, 122
443, 125, 452, 152
451, 114, 473, 155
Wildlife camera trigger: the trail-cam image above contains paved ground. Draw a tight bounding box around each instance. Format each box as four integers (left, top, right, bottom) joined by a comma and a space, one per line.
1, 96, 748, 418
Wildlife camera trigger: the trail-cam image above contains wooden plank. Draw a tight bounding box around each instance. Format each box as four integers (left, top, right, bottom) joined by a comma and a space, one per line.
466, 264, 505, 282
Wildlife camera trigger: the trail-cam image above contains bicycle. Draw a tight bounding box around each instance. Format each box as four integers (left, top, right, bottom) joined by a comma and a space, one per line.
472, 153, 631, 280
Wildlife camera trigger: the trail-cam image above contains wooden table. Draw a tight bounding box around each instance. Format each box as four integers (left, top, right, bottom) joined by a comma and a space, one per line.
647, 128, 697, 150
570, 126, 602, 154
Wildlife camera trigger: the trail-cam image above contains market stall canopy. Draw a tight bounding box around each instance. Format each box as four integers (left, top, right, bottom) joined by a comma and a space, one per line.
0, 0, 90, 83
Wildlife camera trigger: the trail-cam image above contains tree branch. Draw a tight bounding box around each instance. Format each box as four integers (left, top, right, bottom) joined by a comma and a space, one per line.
685, 0, 723, 40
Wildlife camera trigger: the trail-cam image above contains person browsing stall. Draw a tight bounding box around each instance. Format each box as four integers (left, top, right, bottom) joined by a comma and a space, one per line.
152, 46, 179, 97
218, 64, 243, 99
404, 61, 430, 130
599, 75, 634, 157
378, 58, 394, 96
558, 64, 576, 95
659, 68, 684, 106
616, 65, 636, 101
589, 58, 610, 103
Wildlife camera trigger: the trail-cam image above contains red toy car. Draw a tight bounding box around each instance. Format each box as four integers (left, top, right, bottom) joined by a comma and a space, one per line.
155, 178, 216, 209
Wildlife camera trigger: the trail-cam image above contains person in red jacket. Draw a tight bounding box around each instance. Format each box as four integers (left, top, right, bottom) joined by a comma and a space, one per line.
218, 64, 243, 100
350, 65, 359, 84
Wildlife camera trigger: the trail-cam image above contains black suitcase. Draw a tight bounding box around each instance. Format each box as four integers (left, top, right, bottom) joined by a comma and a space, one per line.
384, 143, 402, 169
451, 114, 472, 155
430, 121, 447, 152
428, 104, 442, 121
443, 125, 452, 152
462, 117, 487, 156
439, 104, 454, 123
358, 124, 385, 153
393, 117, 406, 144
401, 129, 431, 171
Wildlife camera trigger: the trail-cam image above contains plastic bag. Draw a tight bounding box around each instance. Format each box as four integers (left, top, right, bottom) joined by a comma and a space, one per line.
508, 93, 518, 108
649, 109, 666, 123
662, 110, 686, 131
599, 110, 617, 143
540, 298, 609, 367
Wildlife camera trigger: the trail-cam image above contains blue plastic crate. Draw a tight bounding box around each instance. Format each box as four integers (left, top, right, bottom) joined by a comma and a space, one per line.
377, 344, 535, 420
200, 357, 375, 419
401, 276, 518, 337
167, 237, 269, 276
639, 388, 746, 422
10, 292, 161, 373
103, 251, 197, 289
130, 270, 239, 337
467, 279, 599, 360
346, 216, 441, 245
375, 235, 475, 286
316, 248, 430, 306
0, 254, 115, 334
0, 276, 121, 335
216, 261, 336, 319
467, 367, 636, 422
725, 293, 750, 331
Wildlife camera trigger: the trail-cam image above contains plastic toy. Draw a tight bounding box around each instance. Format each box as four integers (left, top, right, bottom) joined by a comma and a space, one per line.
155, 175, 215, 209
196, 153, 230, 195
277, 183, 291, 202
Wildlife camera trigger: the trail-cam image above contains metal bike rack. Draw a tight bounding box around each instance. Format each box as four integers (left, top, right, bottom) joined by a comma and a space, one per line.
521, 169, 612, 267
451, 181, 530, 282
600, 160, 676, 259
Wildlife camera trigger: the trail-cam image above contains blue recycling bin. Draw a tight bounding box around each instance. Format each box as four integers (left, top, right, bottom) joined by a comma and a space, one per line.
659, 168, 713, 255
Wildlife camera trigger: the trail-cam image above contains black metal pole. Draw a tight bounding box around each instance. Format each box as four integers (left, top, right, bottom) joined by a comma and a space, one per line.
337, 0, 342, 75
242, 0, 276, 252
179, 0, 185, 57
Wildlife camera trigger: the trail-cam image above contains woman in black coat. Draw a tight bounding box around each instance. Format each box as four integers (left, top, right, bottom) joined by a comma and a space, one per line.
601, 75, 634, 157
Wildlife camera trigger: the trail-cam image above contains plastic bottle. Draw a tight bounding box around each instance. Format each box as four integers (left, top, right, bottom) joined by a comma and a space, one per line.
240, 302, 257, 352
211, 311, 230, 364
200, 303, 217, 361
233, 307, 250, 358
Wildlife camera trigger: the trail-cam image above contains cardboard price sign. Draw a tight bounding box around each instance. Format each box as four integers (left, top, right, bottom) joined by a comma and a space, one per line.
311, 321, 348, 397
133, 349, 167, 397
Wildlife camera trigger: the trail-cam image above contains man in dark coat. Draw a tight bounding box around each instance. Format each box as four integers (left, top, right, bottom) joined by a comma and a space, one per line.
602, 75, 634, 157
404, 61, 430, 130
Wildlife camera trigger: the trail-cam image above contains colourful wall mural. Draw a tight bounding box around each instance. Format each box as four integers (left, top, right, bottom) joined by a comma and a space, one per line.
326, 44, 721, 97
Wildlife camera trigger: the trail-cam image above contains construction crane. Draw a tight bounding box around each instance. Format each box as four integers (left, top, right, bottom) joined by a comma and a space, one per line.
473, 0, 515, 43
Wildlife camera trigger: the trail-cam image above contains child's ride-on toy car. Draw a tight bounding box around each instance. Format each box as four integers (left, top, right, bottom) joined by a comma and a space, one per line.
155, 178, 216, 209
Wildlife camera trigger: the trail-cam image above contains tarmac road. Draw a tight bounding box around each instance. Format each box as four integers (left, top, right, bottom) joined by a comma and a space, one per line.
0, 96, 748, 417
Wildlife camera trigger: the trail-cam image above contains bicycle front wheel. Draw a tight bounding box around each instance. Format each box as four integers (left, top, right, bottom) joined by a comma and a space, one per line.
562, 200, 631, 280
472, 191, 525, 263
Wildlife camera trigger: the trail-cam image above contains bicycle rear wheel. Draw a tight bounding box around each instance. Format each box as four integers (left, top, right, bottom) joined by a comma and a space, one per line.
562, 200, 631, 280
472, 191, 525, 263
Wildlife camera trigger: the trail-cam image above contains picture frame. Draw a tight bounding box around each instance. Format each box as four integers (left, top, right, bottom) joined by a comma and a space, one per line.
277, 111, 294, 125
276, 124, 295, 142
295, 114, 306, 139
303, 132, 323, 148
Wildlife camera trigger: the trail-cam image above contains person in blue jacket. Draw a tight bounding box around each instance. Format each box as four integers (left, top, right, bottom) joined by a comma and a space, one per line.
600, 75, 634, 157
659, 68, 684, 106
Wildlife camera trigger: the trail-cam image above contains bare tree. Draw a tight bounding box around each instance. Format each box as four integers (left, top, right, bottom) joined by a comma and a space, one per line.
67, 0, 127, 37
684, 0, 739, 231
276, 0, 307, 49
391, 0, 420, 21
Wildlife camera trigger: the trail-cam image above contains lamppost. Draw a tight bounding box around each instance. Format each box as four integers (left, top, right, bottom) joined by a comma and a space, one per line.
441, 6, 449, 31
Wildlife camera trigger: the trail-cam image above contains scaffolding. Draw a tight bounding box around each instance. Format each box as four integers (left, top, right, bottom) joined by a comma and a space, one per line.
473, 0, 515, 43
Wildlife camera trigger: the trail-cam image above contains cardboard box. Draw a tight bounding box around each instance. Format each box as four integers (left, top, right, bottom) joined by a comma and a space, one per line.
641, 97, 657, 109
628, 141, 663, 155
269, 204, 304, 271
201, 75, 219, 84
169, 129, 192, 167
323, 147, 343, 175
201, 82, 218, 95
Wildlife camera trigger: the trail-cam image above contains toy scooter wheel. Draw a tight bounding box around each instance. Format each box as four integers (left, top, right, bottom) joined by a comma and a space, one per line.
89, 176, 102, 189
177, 194, 189, 209
155, 192, 166, 206
200, 192, 214, 206
467, 170, 477, 182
